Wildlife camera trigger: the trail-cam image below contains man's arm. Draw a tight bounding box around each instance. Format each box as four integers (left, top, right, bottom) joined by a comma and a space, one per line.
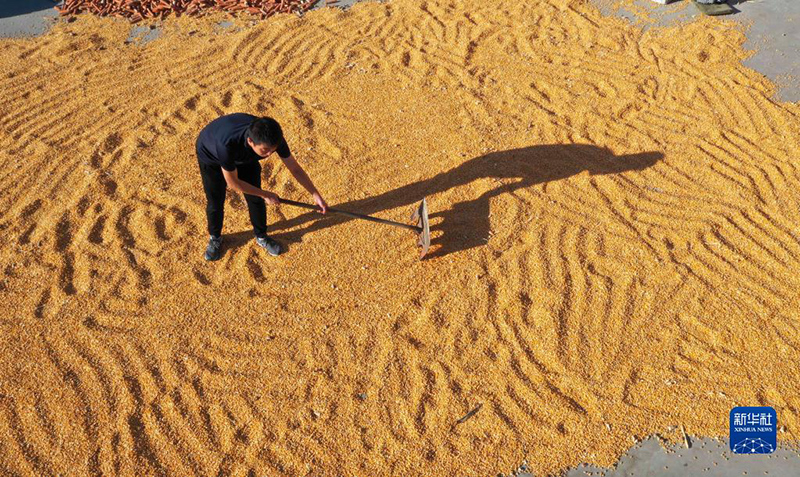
221, 168, 279, 205
280, 154, 319, 194
280, 154, 328, 213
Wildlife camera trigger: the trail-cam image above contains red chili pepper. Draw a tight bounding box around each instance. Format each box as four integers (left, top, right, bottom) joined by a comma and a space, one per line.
57, 0, 313, 20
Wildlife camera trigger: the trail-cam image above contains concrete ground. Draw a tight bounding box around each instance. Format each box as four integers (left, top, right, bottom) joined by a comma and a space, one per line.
0, 0, 59, 38
2, 0, 799, 476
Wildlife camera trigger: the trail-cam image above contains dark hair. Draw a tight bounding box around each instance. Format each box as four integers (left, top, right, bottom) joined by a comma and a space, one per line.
247, 117, 283, 147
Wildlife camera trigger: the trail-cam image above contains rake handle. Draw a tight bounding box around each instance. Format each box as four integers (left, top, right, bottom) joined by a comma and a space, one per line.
278, 198, 423, 232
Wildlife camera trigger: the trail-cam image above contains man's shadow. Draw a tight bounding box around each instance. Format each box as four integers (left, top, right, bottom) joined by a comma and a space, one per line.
258, 144, 662, 259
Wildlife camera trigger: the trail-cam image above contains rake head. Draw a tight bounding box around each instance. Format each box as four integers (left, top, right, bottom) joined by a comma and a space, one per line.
410, 198, 431, 259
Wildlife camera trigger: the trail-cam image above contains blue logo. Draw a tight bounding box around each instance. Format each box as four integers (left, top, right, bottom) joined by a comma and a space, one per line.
730, 406, 776, 454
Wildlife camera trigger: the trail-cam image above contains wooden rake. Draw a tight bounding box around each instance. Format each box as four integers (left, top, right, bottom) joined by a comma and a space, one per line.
278, 197, 431, 259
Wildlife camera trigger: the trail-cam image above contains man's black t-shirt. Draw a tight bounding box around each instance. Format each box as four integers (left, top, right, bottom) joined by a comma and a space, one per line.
196, 113, 291, 171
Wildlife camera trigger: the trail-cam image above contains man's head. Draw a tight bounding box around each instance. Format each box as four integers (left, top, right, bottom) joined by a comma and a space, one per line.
246, 117, 283, 157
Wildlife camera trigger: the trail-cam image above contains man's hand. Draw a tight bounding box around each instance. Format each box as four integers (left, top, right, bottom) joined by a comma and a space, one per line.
262, 190, 280, 206
312, 192, 328, 214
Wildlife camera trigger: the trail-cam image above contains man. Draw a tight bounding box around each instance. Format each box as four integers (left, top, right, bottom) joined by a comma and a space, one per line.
196, 113, 328, 261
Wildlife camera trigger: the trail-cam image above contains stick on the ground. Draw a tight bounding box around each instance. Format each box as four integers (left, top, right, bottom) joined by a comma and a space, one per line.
680, 424, 692, 449
456, 403, 483, 425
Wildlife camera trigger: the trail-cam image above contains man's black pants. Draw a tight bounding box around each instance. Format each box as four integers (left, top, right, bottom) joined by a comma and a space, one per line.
198, 160, 267, 239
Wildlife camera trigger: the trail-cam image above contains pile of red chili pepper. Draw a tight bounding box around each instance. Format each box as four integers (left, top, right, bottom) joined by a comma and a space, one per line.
55, 0, 334, 22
